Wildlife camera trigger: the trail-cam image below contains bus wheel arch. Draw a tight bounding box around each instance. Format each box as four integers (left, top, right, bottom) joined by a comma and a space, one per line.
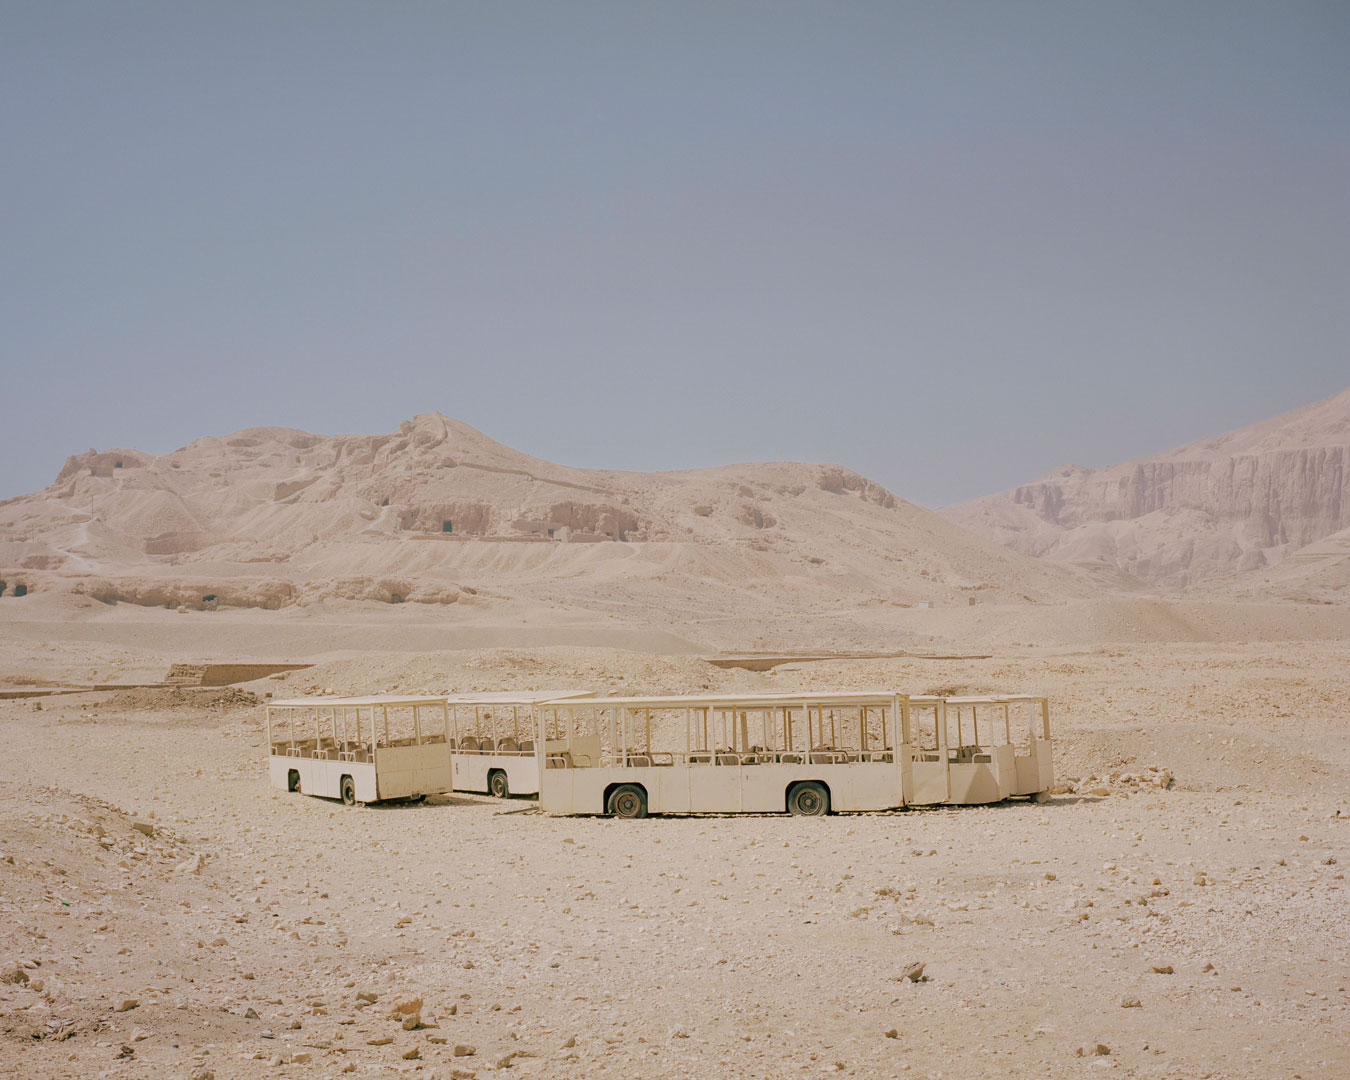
787, 780, 830, 816
340, 775, 356, 806
287, 769, 301, 793
488, 769, 509, 799
604, 783, 648, 819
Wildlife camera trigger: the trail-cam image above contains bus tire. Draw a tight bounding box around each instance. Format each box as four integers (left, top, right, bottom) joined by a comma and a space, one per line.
488, 770, 509, 799
606, 784, 648, 819
340, 775, 356, 806
787, 781, 829, 816
287, 769, 301, 793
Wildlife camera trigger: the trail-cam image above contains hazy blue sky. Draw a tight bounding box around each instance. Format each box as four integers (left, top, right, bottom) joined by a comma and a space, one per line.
3, 2, 1347, 507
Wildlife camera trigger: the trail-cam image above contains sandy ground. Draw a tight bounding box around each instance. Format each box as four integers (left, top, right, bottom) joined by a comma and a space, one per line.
2, 639, 1348, 1080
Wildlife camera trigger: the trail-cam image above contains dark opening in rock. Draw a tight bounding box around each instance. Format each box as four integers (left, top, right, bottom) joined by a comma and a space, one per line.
13, 584, 28, 597
442, 520, 453, 533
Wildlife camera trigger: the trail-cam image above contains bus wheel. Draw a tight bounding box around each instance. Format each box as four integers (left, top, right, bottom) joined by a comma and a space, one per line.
489, 770, 509, 799
340, 775, 356, 806
607, 784, 648, 819
287, 770, 301, 793
788, 781, 829, 816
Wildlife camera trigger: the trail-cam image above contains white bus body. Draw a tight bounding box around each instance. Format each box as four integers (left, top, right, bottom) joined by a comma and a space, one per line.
265, 695, 452, 805
446, 691, 594, 798
536, 691, 1054, 816
537, 692, 912, 816
907, 695, 1054, 805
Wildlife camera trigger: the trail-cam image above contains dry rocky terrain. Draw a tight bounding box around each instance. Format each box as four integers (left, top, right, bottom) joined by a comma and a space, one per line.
2, 642, 1347, 1080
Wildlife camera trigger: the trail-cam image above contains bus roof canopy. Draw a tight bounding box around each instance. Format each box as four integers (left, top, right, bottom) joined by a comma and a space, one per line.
561, 691, 905, 709
445, 691, 595, 705
266, 695, 449, 709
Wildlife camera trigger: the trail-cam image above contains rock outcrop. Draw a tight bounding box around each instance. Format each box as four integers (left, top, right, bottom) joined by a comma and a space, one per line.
0, 413, 1098, 622
942, 388, 1350, 588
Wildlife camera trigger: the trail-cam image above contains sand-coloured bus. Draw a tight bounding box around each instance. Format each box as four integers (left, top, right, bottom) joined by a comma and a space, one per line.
534, 690, 1053, 816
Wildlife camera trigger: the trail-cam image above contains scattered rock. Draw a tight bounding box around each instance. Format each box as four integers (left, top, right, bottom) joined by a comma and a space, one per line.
131, 821, 155, 837
902, 962, 927, 982
367, 1036, 394, 1046
244, 1007, 259, 1019
884, 1027, 899, 1038
402, 1047, 420, 1060
291, 1051, 312, 1064
1121, 997, 1142, 1008
1150, 965, 1174, 975
453, 1044, 477, 1056
114, 998, 139, 1013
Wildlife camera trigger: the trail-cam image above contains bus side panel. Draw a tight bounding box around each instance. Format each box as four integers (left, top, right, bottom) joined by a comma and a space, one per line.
539, 767, 571, 812
452, 754, 490, 794
689, 766, 742, 813
350, 763, 378, 802
1037, 739, 1054, 791
947, 761, 1005, 804
501, 757, 541, 796
994, 744, 1016, 800
305, 759, 343, 799
908, 757, 948, 805
375, 744, 452, 800
648, 765, 690, 813
821, 762, 903, 812
268, 756, 294, 792
541, 767, 609, 814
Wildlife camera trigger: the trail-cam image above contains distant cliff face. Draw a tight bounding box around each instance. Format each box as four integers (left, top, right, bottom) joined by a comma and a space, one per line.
943, 390, 1350, 588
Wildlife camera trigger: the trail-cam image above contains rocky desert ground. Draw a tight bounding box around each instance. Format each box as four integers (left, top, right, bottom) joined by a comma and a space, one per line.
1, 634, 1347, 1080
2, 394, 1349, 1079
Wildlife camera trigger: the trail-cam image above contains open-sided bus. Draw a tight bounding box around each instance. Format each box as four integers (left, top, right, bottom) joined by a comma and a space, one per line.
265, 695, 452, 805
536, 691, 910, 816
535, 691, 1054, 816
906, 694, 1054, 805
446, 691, 594, 798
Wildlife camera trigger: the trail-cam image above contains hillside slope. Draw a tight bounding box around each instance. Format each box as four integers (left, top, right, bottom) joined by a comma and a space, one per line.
942, 389, 1350, 588
0, 414, 1100, 631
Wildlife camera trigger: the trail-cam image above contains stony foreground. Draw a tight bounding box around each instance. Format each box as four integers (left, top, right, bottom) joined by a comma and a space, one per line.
2, 644, 1348, 1080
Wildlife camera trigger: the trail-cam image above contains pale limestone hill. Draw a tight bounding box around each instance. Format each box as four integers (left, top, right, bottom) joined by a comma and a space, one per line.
941, 389, 1350, 589
0, 414, 1102, 629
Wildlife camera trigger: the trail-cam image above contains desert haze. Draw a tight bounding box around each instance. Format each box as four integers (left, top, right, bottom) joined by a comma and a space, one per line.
1, 393, 1347, 1080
